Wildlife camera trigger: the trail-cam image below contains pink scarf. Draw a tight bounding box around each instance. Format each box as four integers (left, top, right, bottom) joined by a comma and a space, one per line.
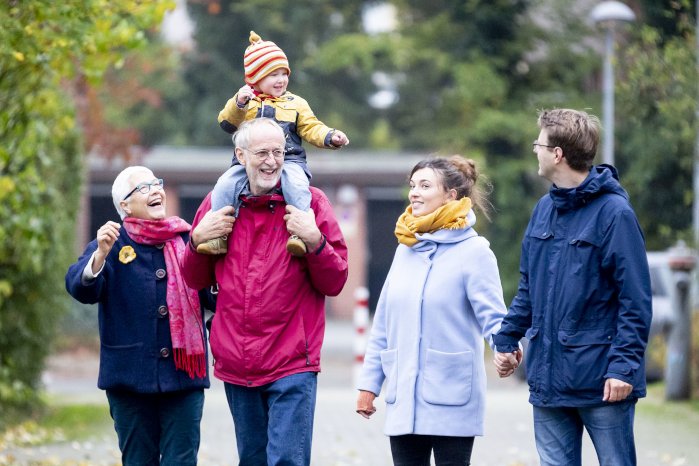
123, 217, 206, 379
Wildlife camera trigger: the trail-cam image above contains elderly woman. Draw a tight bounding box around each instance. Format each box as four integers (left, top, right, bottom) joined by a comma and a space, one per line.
65, 166, 212, 465
355, 156, 512, 466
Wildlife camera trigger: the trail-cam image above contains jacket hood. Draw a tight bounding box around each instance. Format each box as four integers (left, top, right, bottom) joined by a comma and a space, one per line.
413, 209, 477, 251
549, 164, 629, 212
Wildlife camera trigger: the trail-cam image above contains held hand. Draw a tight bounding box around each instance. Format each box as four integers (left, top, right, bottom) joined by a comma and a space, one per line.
192, 206, 236, 248
356, 390, 377, 419
494, 350, 521, 378
283, 205, 322, 251
331, 130, 349, 147
603, 378, 633, 402
514, 348, 523, 366
236, 85, 254, 106
93, 221, 121, 273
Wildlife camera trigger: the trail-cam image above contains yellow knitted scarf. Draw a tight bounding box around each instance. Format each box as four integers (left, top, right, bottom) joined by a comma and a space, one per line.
394, 197, 472, 246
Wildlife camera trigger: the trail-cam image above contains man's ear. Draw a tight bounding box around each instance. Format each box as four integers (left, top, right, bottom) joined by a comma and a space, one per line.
554, 147, 566, 164
235, 147, 246, 165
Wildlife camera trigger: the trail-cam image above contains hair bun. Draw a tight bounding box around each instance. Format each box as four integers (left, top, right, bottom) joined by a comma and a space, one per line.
447, 155, 478, 184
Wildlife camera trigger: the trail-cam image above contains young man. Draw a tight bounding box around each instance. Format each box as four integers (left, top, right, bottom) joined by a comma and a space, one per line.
181, 118, 348, 466
493, 109, 652, 466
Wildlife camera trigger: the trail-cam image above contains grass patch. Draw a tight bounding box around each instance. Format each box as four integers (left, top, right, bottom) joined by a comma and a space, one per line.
638, 381, 699, 423
40, 404, 112, 440
1, 404, 111, 449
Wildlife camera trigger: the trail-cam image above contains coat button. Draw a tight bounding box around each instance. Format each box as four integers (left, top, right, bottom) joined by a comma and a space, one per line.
155, 269, 166, 279
158, 305, 168, 317
160, 348, 170, 358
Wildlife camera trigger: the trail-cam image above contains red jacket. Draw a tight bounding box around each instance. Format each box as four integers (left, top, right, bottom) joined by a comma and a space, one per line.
182, 187, 348, 387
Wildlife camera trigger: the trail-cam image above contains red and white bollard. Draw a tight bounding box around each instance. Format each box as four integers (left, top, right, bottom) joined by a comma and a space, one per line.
353, 286, 370, 387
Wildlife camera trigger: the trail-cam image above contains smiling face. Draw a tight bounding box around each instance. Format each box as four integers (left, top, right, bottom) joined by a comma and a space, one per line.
235, 123, 286, 196
119, 169, 167, 220
255, 69, 289, 97
408, 167, 456, 217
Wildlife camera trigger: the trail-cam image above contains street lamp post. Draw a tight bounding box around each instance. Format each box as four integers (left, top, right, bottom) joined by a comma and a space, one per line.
590, 1, 636, 167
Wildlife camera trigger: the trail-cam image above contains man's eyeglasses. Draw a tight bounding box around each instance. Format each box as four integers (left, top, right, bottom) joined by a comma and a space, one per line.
123, 179, 164, 201
532, 141, 557, 150
244, 148, 285, 161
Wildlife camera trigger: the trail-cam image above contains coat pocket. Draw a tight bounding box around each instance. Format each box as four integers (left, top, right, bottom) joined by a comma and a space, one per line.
421, 349, 473, 406
100, 342, 144, 387
274, 106, 297, 124
556, 328, 613, 392
380, 348, 398, 404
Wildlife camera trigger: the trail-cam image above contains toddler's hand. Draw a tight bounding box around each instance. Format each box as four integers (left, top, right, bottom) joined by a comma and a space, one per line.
331, 130, 349, 147
236, 85, 254, 106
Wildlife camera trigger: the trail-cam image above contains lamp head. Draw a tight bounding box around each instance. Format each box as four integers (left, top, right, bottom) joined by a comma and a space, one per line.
590, 1, 636, 26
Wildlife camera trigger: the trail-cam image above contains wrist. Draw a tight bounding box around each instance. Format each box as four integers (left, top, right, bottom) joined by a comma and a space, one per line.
190, 232, 201, 249
311, 234, 327, 255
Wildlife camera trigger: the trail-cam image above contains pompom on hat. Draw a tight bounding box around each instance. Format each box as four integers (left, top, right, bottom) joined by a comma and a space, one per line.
244, 31, 290, 86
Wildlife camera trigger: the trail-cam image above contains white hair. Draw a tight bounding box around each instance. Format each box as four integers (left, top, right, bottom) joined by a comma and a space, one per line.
233, 118, 285, 150
112, 166, 153, 219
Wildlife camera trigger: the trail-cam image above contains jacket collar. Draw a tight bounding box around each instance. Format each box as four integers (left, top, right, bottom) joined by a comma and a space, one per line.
549, 164, 628, 212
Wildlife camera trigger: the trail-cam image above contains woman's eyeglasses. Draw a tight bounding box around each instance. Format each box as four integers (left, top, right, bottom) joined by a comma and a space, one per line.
123, 179, 164, 201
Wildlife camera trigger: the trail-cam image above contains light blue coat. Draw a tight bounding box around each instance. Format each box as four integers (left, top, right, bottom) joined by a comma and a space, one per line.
357, 211, 507, 436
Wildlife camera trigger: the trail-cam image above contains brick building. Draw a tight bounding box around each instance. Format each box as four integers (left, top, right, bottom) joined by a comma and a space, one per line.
80, 146, 425, 318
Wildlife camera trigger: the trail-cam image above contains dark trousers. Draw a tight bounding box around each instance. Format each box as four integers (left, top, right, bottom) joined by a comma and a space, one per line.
106, 388, 204, 466
390, 434, 475, 466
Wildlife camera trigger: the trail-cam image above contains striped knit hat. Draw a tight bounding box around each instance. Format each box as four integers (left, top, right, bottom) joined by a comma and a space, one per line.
244, 31, 290, 86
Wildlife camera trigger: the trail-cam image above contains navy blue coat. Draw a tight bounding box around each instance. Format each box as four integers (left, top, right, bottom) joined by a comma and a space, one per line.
65, 229, 211, 393
494, 165, 652, 407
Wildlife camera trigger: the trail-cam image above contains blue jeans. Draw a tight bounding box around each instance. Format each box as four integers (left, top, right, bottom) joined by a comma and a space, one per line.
389, 435, 474, 466
106, 389, 204, 466
533, 400, 637, 466
224, 372, 318, 466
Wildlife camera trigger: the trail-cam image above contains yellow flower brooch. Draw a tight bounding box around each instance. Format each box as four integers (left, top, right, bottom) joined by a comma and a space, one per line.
118, 246, 137, 264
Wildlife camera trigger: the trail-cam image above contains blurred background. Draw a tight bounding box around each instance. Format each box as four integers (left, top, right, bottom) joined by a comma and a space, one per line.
1, 0, 698, 462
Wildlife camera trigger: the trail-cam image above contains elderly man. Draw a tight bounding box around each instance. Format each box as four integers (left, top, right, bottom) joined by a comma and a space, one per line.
181, 118, 348, 466
66, 166, 212, 465
494, 109, 652, 466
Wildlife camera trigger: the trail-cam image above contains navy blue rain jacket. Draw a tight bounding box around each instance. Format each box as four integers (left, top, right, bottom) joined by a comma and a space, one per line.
494, 165, 652, 407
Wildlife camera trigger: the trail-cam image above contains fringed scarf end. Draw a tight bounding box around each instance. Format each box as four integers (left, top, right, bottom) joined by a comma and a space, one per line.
174, 348, 207, 379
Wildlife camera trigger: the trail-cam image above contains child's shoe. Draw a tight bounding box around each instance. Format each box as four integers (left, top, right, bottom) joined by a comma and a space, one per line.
197, 236, 228, 255
286, 235, 307, 257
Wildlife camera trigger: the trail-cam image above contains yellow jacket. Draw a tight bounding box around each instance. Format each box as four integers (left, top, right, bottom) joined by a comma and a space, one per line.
218, 91, 339, 171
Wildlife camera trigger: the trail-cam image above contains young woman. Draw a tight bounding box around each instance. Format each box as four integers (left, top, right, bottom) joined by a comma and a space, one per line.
356, 156, 511, 465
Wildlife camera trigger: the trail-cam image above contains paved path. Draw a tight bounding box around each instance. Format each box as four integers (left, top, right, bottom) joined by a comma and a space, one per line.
4, 319, 698, 465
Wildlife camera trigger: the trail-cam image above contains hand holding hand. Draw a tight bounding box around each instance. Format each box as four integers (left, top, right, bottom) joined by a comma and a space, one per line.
192, 206, 236, 248
494, 350, 522, 378
331, 130, 349, 147
283, 205, 322, 251
356, 390, 377, 419
236, 85, 254, 106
